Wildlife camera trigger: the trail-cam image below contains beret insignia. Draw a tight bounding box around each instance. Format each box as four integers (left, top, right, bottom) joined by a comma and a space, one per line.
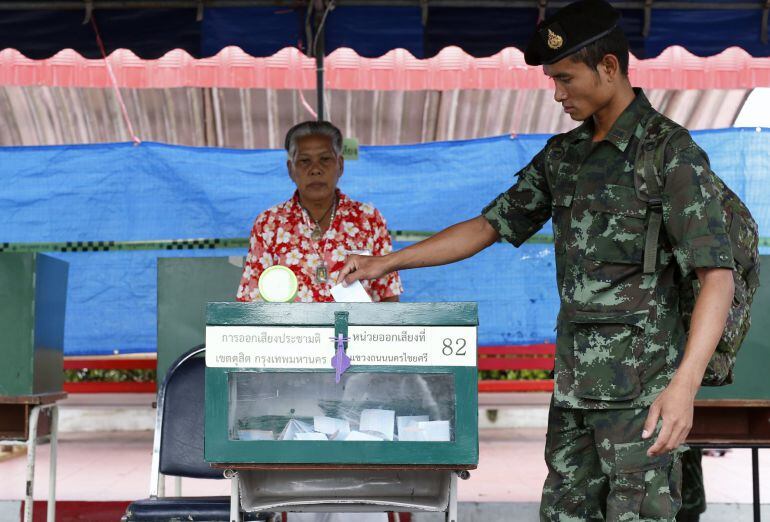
547, 28, 564, 50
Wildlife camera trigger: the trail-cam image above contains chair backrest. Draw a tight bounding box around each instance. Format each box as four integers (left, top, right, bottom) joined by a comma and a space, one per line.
156, 344, 222, 480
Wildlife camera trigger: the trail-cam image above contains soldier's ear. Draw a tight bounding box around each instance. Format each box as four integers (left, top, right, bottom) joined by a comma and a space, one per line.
601, 54, 620, 82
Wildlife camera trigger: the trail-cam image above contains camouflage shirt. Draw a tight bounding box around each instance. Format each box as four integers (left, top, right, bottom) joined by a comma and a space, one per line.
483, 89, 734, 409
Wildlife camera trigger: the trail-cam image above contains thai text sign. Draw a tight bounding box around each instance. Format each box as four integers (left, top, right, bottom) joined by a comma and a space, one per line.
205, 326, 477, 368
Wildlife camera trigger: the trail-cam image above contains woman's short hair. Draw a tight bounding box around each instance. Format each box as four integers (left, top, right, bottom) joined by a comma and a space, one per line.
284, 121, 343, 162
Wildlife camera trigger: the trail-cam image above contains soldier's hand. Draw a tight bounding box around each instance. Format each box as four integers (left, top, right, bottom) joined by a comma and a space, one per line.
337, 254, 390, 286
642, 379, 695, 457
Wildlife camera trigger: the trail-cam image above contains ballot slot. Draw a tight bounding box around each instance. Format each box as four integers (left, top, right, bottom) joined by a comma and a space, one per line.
227, 371, 456, 443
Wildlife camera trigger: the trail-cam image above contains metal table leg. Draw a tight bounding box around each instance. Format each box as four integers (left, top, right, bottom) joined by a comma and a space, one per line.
23, 405, 41, 522
225, 469, 240, 522
156, 473, 165, 497
47, 405, 58, 522
22, 403, 58, 522
753, 447, 761, 522
445, 471, 458, 522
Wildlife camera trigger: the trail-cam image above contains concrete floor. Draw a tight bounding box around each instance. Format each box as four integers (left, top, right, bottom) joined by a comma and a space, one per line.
1, 392, 768, 521
0, 427, 768, 506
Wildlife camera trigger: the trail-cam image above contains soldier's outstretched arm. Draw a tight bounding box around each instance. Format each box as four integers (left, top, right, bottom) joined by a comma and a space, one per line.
338, 215, 499, 285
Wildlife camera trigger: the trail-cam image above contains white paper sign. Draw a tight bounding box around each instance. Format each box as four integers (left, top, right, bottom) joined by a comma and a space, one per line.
346, 326, 477, 367
206, 326, 334, 368
206, 325, 476, 368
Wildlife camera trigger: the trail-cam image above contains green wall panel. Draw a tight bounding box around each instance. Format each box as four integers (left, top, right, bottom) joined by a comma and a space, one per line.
157, 257, 242, 383
0, 253, 67, 396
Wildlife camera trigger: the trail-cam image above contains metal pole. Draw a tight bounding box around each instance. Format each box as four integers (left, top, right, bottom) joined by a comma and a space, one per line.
315, 25, 325, 121
753, 447, 761, 522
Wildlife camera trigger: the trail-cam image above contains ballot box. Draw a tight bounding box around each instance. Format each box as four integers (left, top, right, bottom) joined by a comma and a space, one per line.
204, 302, 478, 515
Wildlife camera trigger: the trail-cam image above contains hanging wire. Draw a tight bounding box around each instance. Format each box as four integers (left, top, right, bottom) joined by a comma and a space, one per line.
297, 1, 336, 120
90, 15, 142, 145
311, 0, 335, 57
298, 86, 319, 120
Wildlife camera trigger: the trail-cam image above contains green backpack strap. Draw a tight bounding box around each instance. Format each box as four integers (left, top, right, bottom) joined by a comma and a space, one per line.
636, 115, 688, 274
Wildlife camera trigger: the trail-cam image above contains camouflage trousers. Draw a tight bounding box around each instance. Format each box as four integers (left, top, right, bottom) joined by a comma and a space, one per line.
540, 399, 683, 521
676, 448, 705, 522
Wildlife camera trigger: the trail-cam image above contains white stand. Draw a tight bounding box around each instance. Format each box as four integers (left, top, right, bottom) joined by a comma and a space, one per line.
2, 403, 60, 522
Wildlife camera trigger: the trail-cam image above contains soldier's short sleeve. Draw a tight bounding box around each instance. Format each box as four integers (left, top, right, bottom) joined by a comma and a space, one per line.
482, 147, 552, 247
662, 134, 734, 277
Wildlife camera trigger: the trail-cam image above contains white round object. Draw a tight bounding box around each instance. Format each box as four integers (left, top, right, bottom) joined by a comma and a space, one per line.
258, 265, 298, 302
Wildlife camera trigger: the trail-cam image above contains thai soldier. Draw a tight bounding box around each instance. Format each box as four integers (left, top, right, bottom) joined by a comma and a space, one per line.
338, 0, 735, 519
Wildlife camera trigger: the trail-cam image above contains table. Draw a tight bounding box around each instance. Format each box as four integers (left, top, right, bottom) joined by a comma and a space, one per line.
689, 400, 770, 522
0, 392, 67, 522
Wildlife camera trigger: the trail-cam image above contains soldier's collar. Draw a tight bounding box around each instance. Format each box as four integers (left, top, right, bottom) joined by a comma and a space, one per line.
600, 88, 652, 152
562, 120, 593, 146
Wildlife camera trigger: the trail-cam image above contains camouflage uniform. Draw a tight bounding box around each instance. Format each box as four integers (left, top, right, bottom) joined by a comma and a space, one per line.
677, 448, 706, 521
482, 89, 734, 521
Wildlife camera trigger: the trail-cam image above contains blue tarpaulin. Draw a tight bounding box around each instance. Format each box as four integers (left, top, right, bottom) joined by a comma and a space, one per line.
3, 128, 769, 355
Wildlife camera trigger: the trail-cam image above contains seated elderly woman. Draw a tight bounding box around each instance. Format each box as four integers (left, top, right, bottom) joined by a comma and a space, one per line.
237, 120, 402, 304
236, 122, 401, 521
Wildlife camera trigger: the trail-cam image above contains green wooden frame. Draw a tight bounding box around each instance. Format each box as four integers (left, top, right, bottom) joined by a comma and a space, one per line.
205, 302, 478, 467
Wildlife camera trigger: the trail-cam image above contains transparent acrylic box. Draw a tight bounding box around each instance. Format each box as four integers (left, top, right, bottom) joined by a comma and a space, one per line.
229, 371, 456, 443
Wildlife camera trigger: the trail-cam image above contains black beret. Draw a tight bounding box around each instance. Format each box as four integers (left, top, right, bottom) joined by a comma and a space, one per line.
524, 0, 620, 66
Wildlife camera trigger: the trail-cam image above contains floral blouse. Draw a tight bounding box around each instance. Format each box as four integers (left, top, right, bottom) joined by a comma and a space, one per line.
237, 190, 403, 303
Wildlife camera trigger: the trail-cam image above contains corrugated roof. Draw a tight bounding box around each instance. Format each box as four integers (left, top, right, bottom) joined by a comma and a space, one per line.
0, 46, 768, 90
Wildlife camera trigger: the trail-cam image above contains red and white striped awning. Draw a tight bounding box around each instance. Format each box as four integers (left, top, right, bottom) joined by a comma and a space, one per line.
1, 45, 769, 91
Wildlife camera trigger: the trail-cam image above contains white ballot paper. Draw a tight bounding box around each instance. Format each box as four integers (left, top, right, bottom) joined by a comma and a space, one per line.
331, 280, 372, 303
314, 416, 351, 439
359, 409, 395, 441
396, 415, 430, 441
237, 429, 274, 441
280, 419, 314, 441
294, 432, 328, 441
418, 420, 451, 442
344, 430, 384, 441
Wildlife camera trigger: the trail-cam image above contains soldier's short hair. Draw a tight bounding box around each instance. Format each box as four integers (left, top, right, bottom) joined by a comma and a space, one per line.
568, 26, 630, 77
285, 121, 343, 162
